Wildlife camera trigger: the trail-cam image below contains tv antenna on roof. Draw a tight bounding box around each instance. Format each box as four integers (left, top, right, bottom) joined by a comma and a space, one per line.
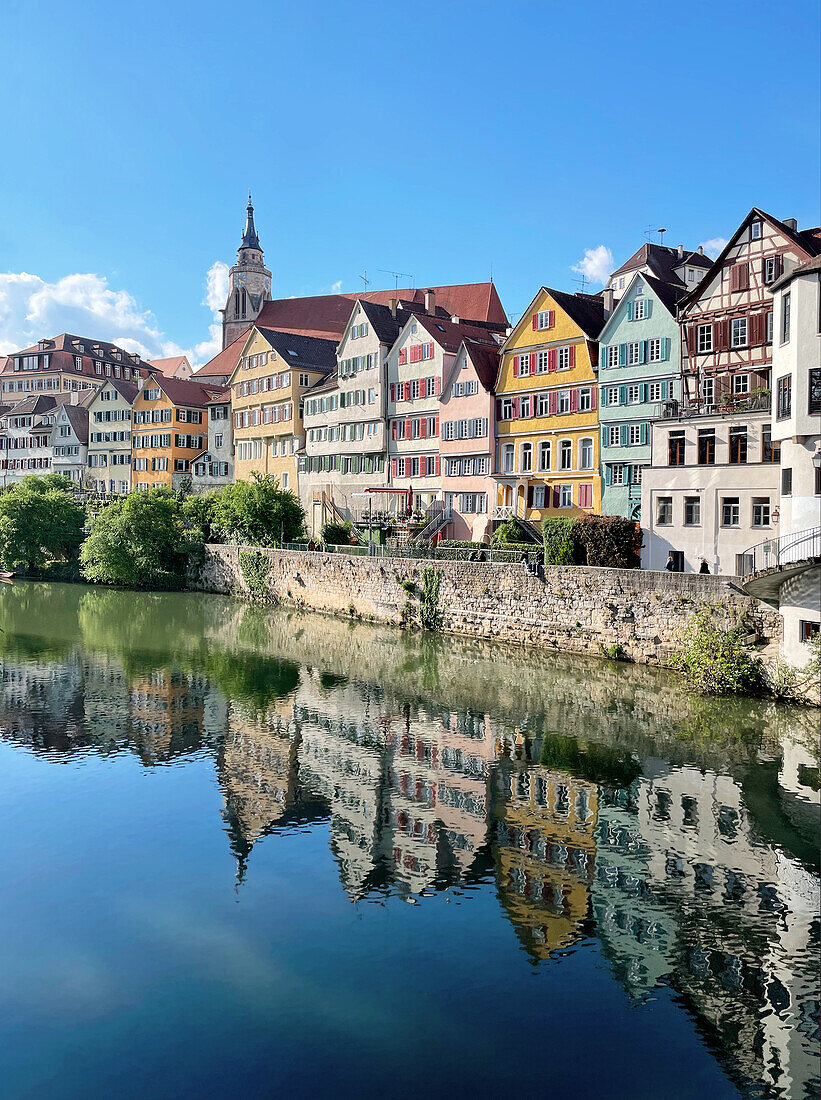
644, 223, 655, 242
359, 269, 370, 291
573, 273, 589, 293
378, 268, 414, 292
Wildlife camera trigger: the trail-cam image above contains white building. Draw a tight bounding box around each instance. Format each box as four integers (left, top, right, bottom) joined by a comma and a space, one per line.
186, 393, 234, 493
50, 402, 89, 483
86, 378, 138, 494
0, 395, 69, 484
640, 404, 780, 574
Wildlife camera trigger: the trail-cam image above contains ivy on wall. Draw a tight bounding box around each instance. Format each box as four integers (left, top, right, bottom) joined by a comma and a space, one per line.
239, 549, 272, 600
419, 568, 442, 631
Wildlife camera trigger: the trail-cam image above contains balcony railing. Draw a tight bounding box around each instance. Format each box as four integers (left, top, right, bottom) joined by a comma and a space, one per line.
739, 526, 821, 579
660, 392, 771, 420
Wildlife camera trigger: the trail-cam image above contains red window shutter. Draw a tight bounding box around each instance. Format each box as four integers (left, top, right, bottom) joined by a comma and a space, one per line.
434, 376, 441, 396
687, 324, 699, 356
434, 454, 440, 475
391, 458, 397, 479
398, 348, 407, 365
718, 319, 731, 351
405, 418, 413, 438
527, 486, 534, 507
547, 349, 557, 371
496, 398, 503, 420
390, 383, 395, 401
434, 416, 439, 435
774, 254, 783, 279
730, 264, 739, 292
739, 262, 749, 290
420, 456, 427, 477
549, 310, 555, 328
392, 421, 398, 440
404, 381, 412, 401
552, 486, 560, 507
570, 388, 579, 412
420, 418, 427, 438
590, 387, 598, 411
513, 358, 519, 377
548, 391, 558, 415
530, 352, 537, 371
532, 314, 538, 330
568, 344, 576, 368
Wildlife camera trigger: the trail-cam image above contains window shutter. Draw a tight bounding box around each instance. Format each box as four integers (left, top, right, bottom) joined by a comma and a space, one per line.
547, 349, 557, 371
420, 456, 427, 477
641, 383, 648, 402
392, 421, 398, 440
532, 314, 538, 330
660, 380, 668, 400
548, 391, 558, 414
552, 486, 560, 507
568, 344, 576, 368
641, 421, 649, 445
512, 396, 520, 418
434, 417, 439, 435
398, 348, 407, 365
405, 418, 412, 438
570, 388, 579, 412
627, 302, 634, 321
662, 337, 671, 361
420, 418, 427, 438
638, 342, 646, 364
644, 299, 653, 319
601, 344, 607, 369
618, 385, 627, 405
390, 382, 395, 402
773, 254, 783, 280
391, 458, 397, 479
620, 424, 629, 446
605, 464, 612, 486
716, 319, 730, 351
513, 358, 520, 378
530, 352, 537, 371
590, 386, 598, 410
496, 398, 503, 420
618, 344, 627, 367
434, 375, 441, 396
405, 381, 413, 401
434, 455, 440, 475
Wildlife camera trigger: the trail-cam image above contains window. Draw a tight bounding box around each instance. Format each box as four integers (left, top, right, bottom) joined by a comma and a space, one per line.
520, 443, 533, 473
729, 427, 747, 464
627, 342, 641, 366
536, 310, 553, 329
627, 384, 642, 404
299, 373, 310, 387
766, 311, 773, 343
669, 431, 685, 465
752, 497, 770, 527
648, 338, 662, 362
782, 467, 793, 495
648, 382, 663, 402
502, 443, 514, 473
501, 397, 513, 419
722, 498, 740, 526
629, 464, 643, 485
687, 268, 695, 282
578, 387, 592, 412
731, 317, 748, 348
606, 386, 619, 406
281, 472, 289, 490
701, 378, 714, 406
632, 298, 646, 320
579, 438, 594, 470
751, 220, 762, 239
697, 324, 713, 353
781, 293, 791, 342
776, 375, 792, 420
684, 497, 701, 526
557, 346, 570, 370
657, 497, 673, 525
696, 429, 716, 465
808, 368, 821, 414
538, 440, 551, 470
763, 257, 779, 284
762, 425, 779, 463
732, 373, 750, 395
607, 346, 619, 368
459, 493, 486, 514
559, 440, 572, 470
558, 390, 570, 414
559, 484, 572, 508
518, 353, 531, 376
628, 424, 642, 445
532, 485, 545, 508
800, 621, 820, 644
610, 464, 625, 485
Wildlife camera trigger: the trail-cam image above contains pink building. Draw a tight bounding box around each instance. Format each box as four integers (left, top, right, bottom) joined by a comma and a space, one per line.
441, 338, 500, 541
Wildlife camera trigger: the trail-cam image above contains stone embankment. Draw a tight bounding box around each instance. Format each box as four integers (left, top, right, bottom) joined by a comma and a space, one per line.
191, 545, 781, 667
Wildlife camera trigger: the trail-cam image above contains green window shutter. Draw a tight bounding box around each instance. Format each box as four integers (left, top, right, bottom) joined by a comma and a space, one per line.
641, 383, 648, 402
638, 341, 646, 364
644, 299, 653, 319
662, 337, 670, 361
641, 422, 649, 445
600, 387, 607, 407
605, 464, 612, 485
620, 424, 629, 446
660, 380, 668, 400
627, 302, 634, 321
600, 344, 607, 368
618, 385, 627, 405
618, 344, 627, 366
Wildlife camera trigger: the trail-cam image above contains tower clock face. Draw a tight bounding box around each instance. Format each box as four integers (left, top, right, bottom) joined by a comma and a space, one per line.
235, 272, 247, 288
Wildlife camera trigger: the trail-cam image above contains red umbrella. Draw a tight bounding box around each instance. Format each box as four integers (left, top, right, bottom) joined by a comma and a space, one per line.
406, 485, 413, 516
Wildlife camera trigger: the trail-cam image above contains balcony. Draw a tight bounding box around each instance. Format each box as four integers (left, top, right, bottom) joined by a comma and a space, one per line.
660, 391, 771, 420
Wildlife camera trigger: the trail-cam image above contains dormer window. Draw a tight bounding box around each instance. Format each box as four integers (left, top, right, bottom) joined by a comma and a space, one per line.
751, 220, 762, 240
75, 356, 83, 371
687, 268, 695, 282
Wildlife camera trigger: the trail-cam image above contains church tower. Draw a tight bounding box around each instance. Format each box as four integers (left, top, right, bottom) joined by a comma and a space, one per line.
221, 194, 272, 349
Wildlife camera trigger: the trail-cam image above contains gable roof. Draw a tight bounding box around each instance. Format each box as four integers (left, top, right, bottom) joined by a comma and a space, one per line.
598, 271, 681, 341
356, 282, 508, 326
545, 288, 606, 339
194, 330, 248, 381
415, 314, 500, 353
147, 355, 192, 377
610, 242, 712, 289
142, 375, 226, 408
462, 339, 500, 393
678, 208, 821, 310
98, 377, 139, 404
60, 403, 89, 444
2, 394, 60, 417
356, 299, 404, 344
254, 329, 338, 373
305, 368, 340, 398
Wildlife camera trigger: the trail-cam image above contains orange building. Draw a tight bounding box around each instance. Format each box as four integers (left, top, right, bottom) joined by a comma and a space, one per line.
131, 376, 226, 490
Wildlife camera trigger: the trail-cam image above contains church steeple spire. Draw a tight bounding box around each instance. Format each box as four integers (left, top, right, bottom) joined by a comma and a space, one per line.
240, 191, 261, 251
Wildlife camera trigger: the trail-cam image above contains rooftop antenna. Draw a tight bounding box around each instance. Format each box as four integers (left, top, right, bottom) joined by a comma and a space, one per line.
359, 269, 370, 291
378, 268, 414, 292
657, 227, 667, 246
573, 273, 589, 293
644, 223, 655, 242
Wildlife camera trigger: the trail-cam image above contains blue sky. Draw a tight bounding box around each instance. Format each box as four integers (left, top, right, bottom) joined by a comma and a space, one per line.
1, 0, 818, 362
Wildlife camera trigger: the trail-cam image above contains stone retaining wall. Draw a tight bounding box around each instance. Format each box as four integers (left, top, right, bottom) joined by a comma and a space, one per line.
191, 546, 781, 666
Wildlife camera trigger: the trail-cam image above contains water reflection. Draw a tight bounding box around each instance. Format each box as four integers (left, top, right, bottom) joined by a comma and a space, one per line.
0, 581, 818, 1099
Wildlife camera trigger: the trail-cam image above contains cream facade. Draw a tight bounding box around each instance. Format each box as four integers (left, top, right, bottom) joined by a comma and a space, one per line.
86, 379, 137, 494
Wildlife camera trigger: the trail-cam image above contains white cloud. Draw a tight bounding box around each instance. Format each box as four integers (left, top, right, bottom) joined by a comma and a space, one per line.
331, 279, 343, 293
0, 262, 230, 367
700, 237, 728, 260
571, 245, 614, 287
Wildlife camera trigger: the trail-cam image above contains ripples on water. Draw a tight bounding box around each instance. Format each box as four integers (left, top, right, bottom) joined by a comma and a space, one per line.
0, 581, 818, 1100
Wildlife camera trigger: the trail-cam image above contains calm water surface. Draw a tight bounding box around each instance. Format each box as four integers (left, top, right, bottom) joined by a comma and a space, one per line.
0, 581, 818, 1100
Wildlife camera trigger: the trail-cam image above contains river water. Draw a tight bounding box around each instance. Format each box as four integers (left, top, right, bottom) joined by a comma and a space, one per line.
0, 581, 818, 1099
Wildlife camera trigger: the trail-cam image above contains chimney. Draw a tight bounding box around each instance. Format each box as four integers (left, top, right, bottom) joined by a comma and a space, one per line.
677, 244, 684, 259
389, 298, 397, 319
698, 245, 704, 255
602, 287, 614, 317
424, 288, 436, 314
450, 315, 460, 324
783, 217, 798, 231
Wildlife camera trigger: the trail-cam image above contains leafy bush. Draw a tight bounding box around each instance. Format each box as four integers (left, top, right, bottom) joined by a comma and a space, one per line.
542, 518, 575, 565
80, 488, 189, 589
0, 474, 86, 571
573, 514, 641, 568
491, 518, 540, 547
209, 472, 305, 546
321, 521, 353, 545
438, 540, 486, 549
670, 607, 764, 696
239, 549, 272, 599
182, 490, 220, 542
419, 568, 442, 631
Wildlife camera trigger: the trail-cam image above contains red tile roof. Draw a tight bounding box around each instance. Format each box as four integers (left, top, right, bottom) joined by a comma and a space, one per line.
356, 283, 508, 326
142, 375, 227, 408
193, 330, 249, 380
416, 314, 500, 354
462, 339, 500, 393
147, 355, 192, 377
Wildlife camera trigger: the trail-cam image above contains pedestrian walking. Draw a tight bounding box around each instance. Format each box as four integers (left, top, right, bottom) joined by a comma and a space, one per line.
699, 558, 710, 574
665, 552, 675, 572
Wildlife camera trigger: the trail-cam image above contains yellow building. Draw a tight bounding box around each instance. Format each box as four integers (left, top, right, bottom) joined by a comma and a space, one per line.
494, 288, 605, 529
229, 326, 337, 492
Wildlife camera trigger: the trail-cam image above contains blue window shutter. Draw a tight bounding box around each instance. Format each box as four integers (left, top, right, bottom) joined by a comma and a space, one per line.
644, 299, 653, 319
662, 337, 670, 361
660, 380, 668, 400
638, 341, 646, 364
618, 385, 627, 406
600, 344, 607, 368
605, 464, 612, 485
600, 386, 607, 407
620, 423, 629, 446
641, 383, 648, 402
624, 465, 631, 485
627, 302, 634, 321
618, 344, 627, 367
641, 422, 649, 445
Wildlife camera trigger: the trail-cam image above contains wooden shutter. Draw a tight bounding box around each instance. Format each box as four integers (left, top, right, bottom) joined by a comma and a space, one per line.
730, 262, 749, 292
618, 385, 627, 405
434, 416, 439, 435
590, 387, 598, 410
512, 396, 520, 418
618, 344, 627, 367
620, 424, 629, 446
434, 455, 440, 475
392, 421, 398, 440
405, 418, 412, 438
434, 376, 441, 396
496, 398, 503, 420
420, 418, 427, 438
570, 388, 579, 412
548, 310, 555, 328
532, 314, 538, 330
391, 458, 397, 479
715, 319, 731, 351
749, 312, 764, 344
548, 391, 558, 415
527, 486, 534, 507
513, 358, 520, 377
568, 344, 576, 368
627, 302, 634, 321
389, 383, 395, 402
398, 348, 407, 365
530, 352, 537, 371
420, 456, 427, 477
644, 299, 653, 319
552, 485, 560, 507
547, 349, 557, 371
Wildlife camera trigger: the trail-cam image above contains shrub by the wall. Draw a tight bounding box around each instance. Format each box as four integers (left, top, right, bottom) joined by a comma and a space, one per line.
573, 514, 641, 568
321, 521, 353, 545
542, 518, 575, 565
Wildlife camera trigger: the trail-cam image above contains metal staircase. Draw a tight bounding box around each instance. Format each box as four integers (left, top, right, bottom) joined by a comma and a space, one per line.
414, 500, 451, 543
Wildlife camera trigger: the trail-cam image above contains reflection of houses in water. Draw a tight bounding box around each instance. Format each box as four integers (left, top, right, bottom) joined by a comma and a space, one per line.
129, 668, 207, 762
492, 751, 598, 961
0, 654, 85, 749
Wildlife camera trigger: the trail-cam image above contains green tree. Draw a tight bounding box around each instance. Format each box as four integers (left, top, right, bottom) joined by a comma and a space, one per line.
209, 472, 305, 546
182, 490, 220, 542
79, 488, 189, 588
670, 606, 764, 696
0, 474, 86, 570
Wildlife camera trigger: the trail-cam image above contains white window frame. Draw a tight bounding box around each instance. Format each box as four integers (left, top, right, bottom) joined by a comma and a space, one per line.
731, 317, 748, 348
697, 324, 713, 354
